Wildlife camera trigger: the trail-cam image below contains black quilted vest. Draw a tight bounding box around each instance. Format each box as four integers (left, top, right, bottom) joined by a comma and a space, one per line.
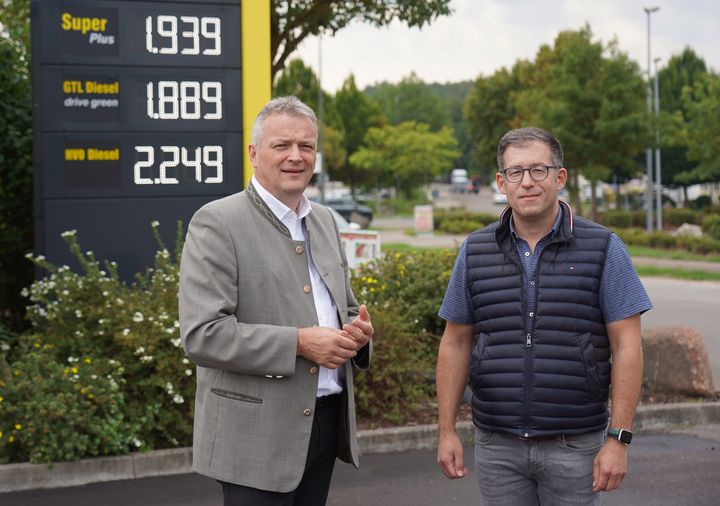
466, 203, 611, 437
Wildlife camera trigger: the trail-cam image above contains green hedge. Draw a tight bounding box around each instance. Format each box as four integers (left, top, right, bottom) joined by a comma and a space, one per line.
434, 209, 498, 234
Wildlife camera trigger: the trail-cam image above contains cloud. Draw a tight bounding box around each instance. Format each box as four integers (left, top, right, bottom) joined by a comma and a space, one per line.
293, 0, 720, 92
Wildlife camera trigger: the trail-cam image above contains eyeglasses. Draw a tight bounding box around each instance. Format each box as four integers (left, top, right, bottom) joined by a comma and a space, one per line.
501, 164, 559, 183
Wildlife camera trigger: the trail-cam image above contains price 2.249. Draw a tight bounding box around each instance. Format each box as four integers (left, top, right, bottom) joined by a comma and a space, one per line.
133, 145, 223, 185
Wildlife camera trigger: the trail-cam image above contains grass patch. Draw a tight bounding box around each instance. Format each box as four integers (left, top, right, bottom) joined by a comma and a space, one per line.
382, 244, 720, 281
628, 245, 720, 263
383, 243, 452, 253
634, 265, 720, 281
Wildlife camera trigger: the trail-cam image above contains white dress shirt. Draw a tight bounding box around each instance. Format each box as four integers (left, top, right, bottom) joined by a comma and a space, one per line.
251, 177, 343, 397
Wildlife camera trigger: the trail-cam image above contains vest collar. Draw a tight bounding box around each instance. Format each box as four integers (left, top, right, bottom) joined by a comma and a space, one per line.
496, 200, 574, 248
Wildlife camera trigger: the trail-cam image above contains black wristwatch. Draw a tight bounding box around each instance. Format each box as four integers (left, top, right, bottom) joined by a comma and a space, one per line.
607, 428, 633, 445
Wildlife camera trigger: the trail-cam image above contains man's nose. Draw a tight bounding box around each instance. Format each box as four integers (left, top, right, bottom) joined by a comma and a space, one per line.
520, 170, 536, 186
287, 144, 302, 160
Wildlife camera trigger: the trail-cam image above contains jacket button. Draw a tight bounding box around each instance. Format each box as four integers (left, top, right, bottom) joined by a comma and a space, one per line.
303, 285, 311, 294
303, 408, 312, 416
309, 367, 318, 375
295, 245, 304, 255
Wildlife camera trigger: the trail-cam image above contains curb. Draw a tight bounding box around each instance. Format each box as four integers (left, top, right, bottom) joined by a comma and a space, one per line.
1, 402, 719, 493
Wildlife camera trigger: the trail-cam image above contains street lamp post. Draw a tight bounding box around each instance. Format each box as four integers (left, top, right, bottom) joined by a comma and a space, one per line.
317, 32, 325, 202
644, 6, 659, 233
654, 57, 663, 230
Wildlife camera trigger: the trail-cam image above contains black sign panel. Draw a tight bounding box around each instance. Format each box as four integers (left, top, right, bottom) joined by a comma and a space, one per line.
32, 0, 244, 278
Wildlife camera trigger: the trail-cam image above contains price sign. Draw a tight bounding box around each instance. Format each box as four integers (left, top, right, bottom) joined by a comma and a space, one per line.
31, 0, 256, 279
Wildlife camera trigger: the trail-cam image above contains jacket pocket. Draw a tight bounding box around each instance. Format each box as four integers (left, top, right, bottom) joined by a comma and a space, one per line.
575, 332, 600, 401
210, 387, 263, 404
469, 332, 489, 393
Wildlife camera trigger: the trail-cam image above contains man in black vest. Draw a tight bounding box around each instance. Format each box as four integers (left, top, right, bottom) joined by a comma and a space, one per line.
436, 127, 651, 505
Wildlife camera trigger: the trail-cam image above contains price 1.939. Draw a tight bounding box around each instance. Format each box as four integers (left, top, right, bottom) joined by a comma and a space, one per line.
145, 15, 221, 55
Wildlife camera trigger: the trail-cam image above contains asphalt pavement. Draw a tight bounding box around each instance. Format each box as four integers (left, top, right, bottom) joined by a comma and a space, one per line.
3, 427, 719, 506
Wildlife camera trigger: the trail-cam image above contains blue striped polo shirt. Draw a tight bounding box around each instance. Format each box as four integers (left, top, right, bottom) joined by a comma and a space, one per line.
439, 207, 652, 326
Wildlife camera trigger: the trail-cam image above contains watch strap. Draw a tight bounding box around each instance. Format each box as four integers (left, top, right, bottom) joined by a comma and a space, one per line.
607, 428, 632, 445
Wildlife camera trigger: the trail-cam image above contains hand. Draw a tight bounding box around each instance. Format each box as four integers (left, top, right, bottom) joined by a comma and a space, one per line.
592, 440, 628, 492
297, 326, 359, 369
437, 431, 468, 479
342, 304, 373, 349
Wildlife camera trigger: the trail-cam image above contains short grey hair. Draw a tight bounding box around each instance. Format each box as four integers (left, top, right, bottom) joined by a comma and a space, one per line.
251, 96, 318, 146
496, 127, 564, 170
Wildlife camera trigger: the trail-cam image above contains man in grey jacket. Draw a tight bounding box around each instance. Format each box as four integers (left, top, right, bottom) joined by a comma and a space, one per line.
179, 96, 373, 506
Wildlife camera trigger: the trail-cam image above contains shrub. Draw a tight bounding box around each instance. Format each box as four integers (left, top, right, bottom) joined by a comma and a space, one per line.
647, 231, 677, 250
701, 214, 720, 241
434, 209, 497, 235
17, 222, 194, 457
353, 309, 436, 426
0, 338, 133, 464
351, 248, 460, 426
690, 195, 712, 210
352, 248, 456, 341
613, 228, 649, 248
665, 208, 701, 227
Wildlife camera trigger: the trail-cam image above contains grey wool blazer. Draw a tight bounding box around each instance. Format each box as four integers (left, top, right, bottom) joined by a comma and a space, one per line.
179, 183, 370, 492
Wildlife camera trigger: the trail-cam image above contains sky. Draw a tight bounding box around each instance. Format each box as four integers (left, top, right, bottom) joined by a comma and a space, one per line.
294, 0, 720, 93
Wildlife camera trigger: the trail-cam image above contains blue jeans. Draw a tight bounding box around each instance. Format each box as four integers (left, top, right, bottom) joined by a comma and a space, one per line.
474, 426, 604, 506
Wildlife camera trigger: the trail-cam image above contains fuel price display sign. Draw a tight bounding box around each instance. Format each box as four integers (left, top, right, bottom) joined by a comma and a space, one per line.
31, 0, 253, 279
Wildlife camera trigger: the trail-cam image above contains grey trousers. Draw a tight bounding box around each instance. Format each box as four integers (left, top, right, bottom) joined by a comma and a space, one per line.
474, 426, 604, 506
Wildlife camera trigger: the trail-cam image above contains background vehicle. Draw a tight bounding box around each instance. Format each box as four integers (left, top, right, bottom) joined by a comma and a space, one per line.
466, 176, 482, 194
327, 207, 361, 230
490, 181, 508, 205
450, 169, 469, 193
313, 196, 373, 228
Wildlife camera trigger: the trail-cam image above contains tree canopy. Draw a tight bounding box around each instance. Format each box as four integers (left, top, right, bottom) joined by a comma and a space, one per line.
349, 121, 459, 195
271, 0, 452, 78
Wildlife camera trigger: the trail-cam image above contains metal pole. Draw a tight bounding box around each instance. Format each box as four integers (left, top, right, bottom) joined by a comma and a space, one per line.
317, 33, 325, 202
644, 7, 659, 233
654, 57, 663, 230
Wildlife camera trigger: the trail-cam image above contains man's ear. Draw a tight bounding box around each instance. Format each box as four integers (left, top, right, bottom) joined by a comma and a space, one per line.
496, 172, 506, 194
557, 167, 568, 190
248, 144, 258, 169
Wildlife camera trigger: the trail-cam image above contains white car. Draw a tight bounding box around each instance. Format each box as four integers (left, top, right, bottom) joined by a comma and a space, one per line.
490, 182, 508, 205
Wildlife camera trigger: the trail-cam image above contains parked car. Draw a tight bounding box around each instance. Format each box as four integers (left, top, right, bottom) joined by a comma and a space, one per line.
313, 196, 373, 227
327, 207, 361, 230
466, 176, 482, 194
490, 181, 508, 205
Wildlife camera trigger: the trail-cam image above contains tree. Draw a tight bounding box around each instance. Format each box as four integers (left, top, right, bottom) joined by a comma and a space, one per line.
465, 67, 521, 180
0, 0, 32, 331
333, 74, 385, 188
681, 73, 720, 184
349, 121, 459, 197
514, 26, 646, 219
429, 80, 473, 174
273, 58, 341, 128
657, 48, 711, 200
365, 73, 450, 131
271, 0, 452, 79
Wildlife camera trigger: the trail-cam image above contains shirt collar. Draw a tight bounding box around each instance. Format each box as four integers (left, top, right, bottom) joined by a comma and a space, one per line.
250, 176, 312, 222
509, 203, 563, 240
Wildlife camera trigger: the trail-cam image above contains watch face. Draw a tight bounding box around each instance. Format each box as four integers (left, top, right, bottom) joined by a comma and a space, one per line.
618, 430, 633, 445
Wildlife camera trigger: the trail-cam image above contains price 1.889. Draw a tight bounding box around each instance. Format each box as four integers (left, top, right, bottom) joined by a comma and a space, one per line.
134, 145, 223, 185
146, 81, 222, 120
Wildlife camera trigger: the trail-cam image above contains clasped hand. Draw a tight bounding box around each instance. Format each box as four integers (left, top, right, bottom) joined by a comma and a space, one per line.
298, 305, 373, 369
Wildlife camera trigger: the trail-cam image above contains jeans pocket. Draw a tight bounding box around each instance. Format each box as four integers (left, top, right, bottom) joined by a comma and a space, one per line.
474, 426, 499, 446
560, 430, 604, 452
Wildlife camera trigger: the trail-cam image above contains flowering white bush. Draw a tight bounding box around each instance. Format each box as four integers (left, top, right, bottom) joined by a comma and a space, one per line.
1, 222, 194, 463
